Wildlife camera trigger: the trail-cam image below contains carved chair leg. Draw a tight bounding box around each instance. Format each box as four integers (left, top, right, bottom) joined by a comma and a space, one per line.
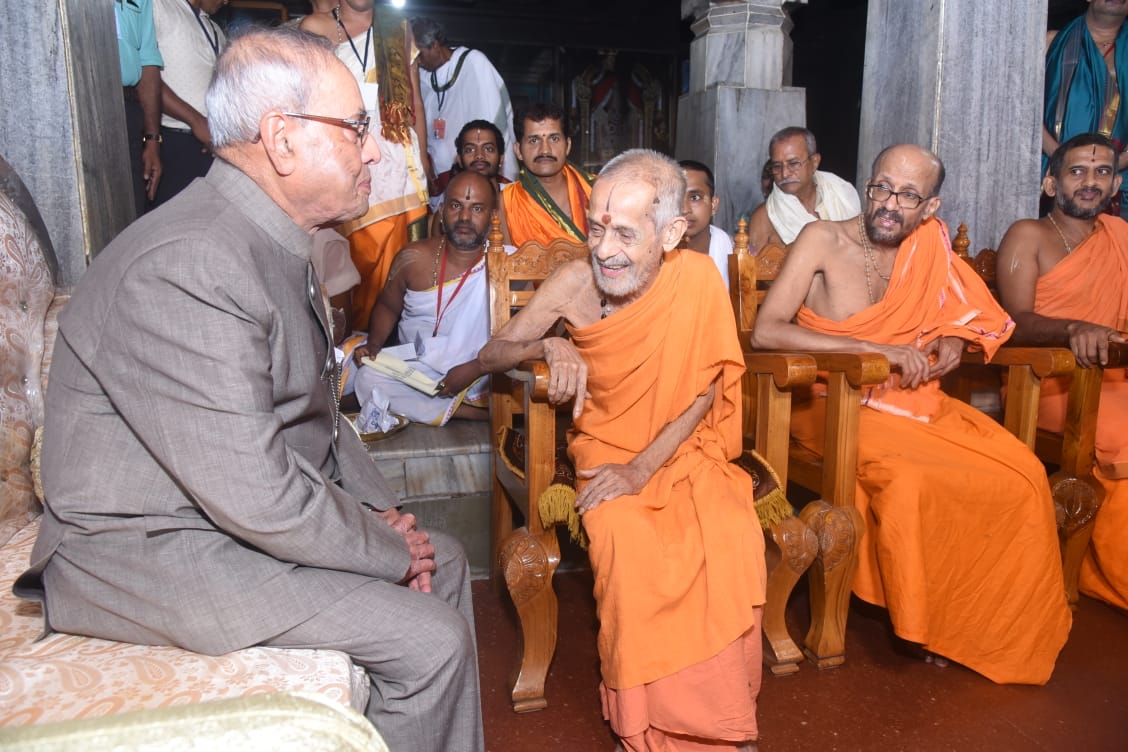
762, 515, 818, 676
500, 525, 562, 713
800, 500, 863, 669
489, 472, 514, 589
1050, 471, 1104, 608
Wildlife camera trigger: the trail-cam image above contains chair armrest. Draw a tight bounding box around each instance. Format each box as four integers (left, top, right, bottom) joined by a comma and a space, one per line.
507, 360, 551, 402
743, 353, 818, 389
807, 352, 890, 386
963, 346, 1075, 378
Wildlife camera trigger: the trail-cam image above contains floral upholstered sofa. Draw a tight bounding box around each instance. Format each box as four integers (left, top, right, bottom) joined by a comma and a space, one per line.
0, 157, 368, 727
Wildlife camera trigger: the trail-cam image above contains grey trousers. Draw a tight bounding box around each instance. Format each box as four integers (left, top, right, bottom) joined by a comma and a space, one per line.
264, 529, 484, 752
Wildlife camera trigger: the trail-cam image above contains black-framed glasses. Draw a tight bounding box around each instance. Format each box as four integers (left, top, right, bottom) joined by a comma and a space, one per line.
282, 111, 371, 144
769, 156, 811, 175
865, 183, 930, 209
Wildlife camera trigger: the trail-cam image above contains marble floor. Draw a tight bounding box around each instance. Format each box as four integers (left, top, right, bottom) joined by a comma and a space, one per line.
473, 569, 1128, 751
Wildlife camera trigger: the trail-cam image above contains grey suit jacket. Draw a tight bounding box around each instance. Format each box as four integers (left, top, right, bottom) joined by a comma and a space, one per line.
16, 160, 412, 655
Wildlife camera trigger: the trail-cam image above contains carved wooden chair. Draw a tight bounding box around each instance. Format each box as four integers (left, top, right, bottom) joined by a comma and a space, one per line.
951, 223, 1126, 605
486, 218, 589, 712
730, 220, 877, 671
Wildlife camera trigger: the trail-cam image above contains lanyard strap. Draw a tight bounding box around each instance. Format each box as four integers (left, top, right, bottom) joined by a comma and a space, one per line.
188, 1, 219, 56
433, 250, 481, 336
333, 6, 371, 73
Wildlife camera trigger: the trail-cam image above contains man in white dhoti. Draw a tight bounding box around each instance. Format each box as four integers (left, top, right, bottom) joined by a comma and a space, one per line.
412, 16, 518, 203
351, 171, 498, 425
748, 127, 860, 251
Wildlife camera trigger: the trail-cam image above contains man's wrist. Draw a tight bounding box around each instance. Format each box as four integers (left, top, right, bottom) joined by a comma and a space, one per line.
141, 133, 162, 146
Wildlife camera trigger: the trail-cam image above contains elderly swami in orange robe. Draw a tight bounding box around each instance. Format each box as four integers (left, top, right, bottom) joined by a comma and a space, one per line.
480, 149, 765, 750
997, 132, 1128, 611
752, 144, 1072, 685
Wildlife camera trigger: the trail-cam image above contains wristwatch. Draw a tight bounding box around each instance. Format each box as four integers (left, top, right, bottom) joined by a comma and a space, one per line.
141, 133, 162, 145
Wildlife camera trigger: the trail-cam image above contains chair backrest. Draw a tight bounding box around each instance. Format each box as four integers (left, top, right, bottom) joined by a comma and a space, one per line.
729, 219, 788, 342
952, 222, 997, 291
486, 215, 589, 335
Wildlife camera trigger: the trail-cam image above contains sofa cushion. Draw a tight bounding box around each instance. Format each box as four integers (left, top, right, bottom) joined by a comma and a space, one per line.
0, 190, 56, 547
0, 518, 369, 727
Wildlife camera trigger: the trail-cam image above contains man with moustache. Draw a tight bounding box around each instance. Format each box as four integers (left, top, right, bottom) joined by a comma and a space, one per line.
15, 28, 483, 751
428, 119, 508, 237
747, 126, 859, 252
997, 133, 1128, 611
481, 149, 766, 750
351, 171, 497, 425
1044, 0, 1128, 217
752, 144, 1072, 685
500, 102, 594, 247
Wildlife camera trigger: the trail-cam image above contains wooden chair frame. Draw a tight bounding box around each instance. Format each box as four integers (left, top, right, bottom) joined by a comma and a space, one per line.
953, 227, 1125, 604
486, 221, 588, 712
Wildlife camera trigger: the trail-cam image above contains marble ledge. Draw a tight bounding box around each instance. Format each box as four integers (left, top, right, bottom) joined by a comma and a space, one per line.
365, 421, 492, 460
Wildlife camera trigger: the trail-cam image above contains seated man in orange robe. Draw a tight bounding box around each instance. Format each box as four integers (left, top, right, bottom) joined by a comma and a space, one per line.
480, 149, 765, 751
500, 102, 594, 247
997, 132, 1128, 611
752, 144, 1072, 684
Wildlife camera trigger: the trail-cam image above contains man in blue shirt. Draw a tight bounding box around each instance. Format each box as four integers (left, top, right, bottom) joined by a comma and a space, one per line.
115, 0, 164, 215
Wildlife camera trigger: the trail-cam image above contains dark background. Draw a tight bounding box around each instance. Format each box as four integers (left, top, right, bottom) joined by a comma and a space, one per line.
218, 0, 1092, 181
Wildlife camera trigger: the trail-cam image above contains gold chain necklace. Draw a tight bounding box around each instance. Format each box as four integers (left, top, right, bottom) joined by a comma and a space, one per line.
1046, 213, 1090, 254
858, 216, 891, 304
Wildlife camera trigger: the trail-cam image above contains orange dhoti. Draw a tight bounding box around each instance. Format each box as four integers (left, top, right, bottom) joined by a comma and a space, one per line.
1034, 214, 1128, 610
793, 218, 1071, 684
341, 204, 428, 328
568, 251, 766, 748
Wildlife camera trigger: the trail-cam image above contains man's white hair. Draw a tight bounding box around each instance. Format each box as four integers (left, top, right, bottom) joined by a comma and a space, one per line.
597, 149, 686, 233
206, 26, 337, 150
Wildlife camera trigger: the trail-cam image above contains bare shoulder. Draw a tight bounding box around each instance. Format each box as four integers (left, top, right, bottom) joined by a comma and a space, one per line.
299, 13, 334, 38
790, 218, 854, 262
996, 219, 1046, 259
748, 203, 778, 247
389, 242, 438, 290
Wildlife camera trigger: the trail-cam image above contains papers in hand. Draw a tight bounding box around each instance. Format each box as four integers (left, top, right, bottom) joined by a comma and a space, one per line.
361, 350, 439, 396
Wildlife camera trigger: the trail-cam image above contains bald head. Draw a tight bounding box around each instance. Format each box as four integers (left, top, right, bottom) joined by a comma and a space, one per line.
863, 144, 945, 247
442, 170, 496, 250
871, 144, 945, 197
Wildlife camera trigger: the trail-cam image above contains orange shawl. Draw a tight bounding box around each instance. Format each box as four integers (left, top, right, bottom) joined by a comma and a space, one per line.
567, 251, 766, 690
503, 163, 593, 246
1034, 215, 1128, 609
791, 218, 1071, 684
798, 217, 1014, 421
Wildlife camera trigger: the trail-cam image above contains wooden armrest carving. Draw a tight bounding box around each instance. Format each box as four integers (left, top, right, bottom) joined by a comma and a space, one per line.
806, 352, 889, 386
964, 346, 1075, 378
743, 353, 818, 389
1106, 341, 1127, 368
508, 360, 552, 401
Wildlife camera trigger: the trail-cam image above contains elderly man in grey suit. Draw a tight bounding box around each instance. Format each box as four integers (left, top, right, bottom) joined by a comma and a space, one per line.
14, 27, 483, 752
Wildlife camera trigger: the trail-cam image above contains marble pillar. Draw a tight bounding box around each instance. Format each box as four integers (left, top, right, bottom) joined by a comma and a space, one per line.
0, 1, 133, 285
858, 0, 1048, 253
677, 0, 808, 234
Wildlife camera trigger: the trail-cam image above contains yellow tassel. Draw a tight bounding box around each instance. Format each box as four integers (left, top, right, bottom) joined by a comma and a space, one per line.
754, 488, 793, 530
538, 483, 587, 549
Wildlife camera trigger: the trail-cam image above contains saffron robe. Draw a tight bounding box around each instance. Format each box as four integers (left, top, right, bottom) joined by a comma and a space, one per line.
1034, 214, 1128, 610
791, 218, 1072, 684
567, 250, 766, 746
503, 163, 593, 246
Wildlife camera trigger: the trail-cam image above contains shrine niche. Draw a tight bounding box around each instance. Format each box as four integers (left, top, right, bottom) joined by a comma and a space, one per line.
570, 50, 675, 172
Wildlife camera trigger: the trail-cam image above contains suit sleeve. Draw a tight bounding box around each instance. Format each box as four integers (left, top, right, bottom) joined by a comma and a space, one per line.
92, 237, 411, 582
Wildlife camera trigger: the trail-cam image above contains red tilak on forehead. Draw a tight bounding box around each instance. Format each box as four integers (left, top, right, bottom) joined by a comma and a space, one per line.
601, 213, 612, 224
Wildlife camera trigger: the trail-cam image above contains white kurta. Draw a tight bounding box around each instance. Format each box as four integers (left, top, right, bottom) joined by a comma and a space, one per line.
707, 224, 734, 289
419, 47, 518, 187
354, 256, 491, 425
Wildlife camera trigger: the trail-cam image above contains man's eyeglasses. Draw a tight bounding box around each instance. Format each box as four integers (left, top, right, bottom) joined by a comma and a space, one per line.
282, 111, 371, 144
865, 183, 930, 209
769, 156, 812, 175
